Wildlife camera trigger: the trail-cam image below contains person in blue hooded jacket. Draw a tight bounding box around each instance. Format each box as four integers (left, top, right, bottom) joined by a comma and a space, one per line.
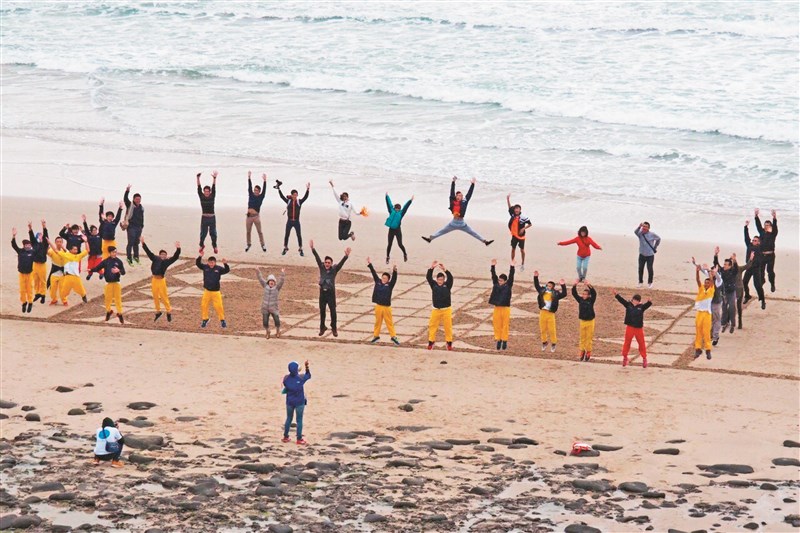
384, 192, 413, 264
282, 360, 311, 445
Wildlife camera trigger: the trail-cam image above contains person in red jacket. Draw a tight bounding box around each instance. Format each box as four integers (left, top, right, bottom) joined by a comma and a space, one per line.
558, 226, 602, 282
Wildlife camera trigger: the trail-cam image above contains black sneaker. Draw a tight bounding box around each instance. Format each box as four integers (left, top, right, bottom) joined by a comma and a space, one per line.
694, 349, 702, 359
106, 311, 113, 321
26, 302, 32, 313
134, 258, 140, 265
712, 339, 718, 346
370, 336, 380, 344
118, 314, 124, 324
331, 328, 338, 337
299, 249, 304, 257
421, 236, 431, 243
729, 324, 734, 333
318, 327, 327, 336
21, 303, 26, 313
484, 239, 494, 246
391, 337, 400, 346
154, 312, 163, 322
282, 248, 288, 256
770, 283, 775, 293
385, 257, 390, 265
166, 313, 172, 322
127, 258, 134, 266
743, 295, 752, 304
706, 350, 712, 360
496, 340, 502, 350
82, 295, 88, 303
245, 245, 251, 252
261, 246, 266, 252
501, 341, 507, 350
403, 253, 408, 262
761, 300, 766, 310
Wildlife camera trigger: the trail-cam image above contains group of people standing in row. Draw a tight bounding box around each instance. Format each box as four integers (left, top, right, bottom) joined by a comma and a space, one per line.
11, 174, 779, 362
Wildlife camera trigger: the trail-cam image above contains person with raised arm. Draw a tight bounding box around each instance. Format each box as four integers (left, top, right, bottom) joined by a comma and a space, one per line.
330, 180, 365, 242
47, 234, 89, 305
141, 236, 181, 322
426, 260, 455, 351
28, 220, 49, 304
384, 192, 413, 264
742, 220, 766, 309
693, 253, 724, 346
489, 259, 515, 351
754, 208, 778, 292
98, 198, 123, 259
87, 246, 127, 324
310, 239, 350, 337
123, 183, 145, 265
533, 271, 567, 353
613, 289, 652, 368
571, 280, 597, 362
634, 221, 660, 288
81, 214, 104, 277
282, 360, 311, 445
277, 181, 310, 256
506, 194, 531, 271
11, 227, 37, 313
367, 257, 399, 346
257, 267, 285, 339
422, 177, 493, 246
558, 226, 602, 282
245, 171, 267, 252
46, 235, 67, 305
714, 249, 743, 334
197, 171, 219, 254
693, 263, 716, 360
196, 249, 230, 329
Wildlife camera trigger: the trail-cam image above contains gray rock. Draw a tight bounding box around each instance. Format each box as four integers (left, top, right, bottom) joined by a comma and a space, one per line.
785, 514, 800, 527
728, 480, 752, 487
653, 448, 680, 455
572, 479, 614, 492
9, 515, 42, 529
175, 416, 198, 422
593, 444, 623, 451
129, 454, 156, 465
390, 425, 433, 432
784, 440, 800, 448
0, 515, 16, 529
772, 458, 800, 467
67, 408, 85, 416
393, 501, 416, 509
643, 491, 665, 499
445, 438, 480, 445
0, 414, 7, 420
55, 386, 74, 393
469, 486, 492, 496
423, 514, 447, 522
572, 449, 601, 457
565, 525, 601, 533
268, 526, 293, 533
760, 483, 778, 491
619, 482, 649, 493
402, 477, 425, 486
237, 446, 262, 454
189, 482, 219, 497
387, 459, 417, 468
743, 523, 759, 530
480, 427, 502, 433
31, 482, 65, 493
364, 513, 387, 523
255, 486, 284, 497
299, 472, 318, 482
698, 464, 754, 474
48, 492, 77, 501
329, 432, 359, 439
20, 406, 35, 412
127, 402, 157, 410
306, 461, 340, 471
175, 501, 201, 511
407, 399, 424, 404
474, 445, 495, 452
236, 463, 276, 474
487, 438, 512, 445
126, 419, 155, 428
24, 413, 40, 422
512, 437, 538, 445
508, 443, 528, 449
398, 404, 414, 412
125, 435, 165, 450
0, 400, 17, 409
422, 440, 453, 451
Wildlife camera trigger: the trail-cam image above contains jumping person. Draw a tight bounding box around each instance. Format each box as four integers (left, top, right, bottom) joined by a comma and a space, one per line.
59, 223, 84, 255
742, 222, 766, 309
98, 198, 123, 259
278, 181, 310, 256
246, 171, 267, 252
533, 272, 567, 353
634, 221, 660, 288
93, 417, 125, 468
367, 257, 399, 345
732, 252, 752, 330
714, 250, 741, 334
693, 264, 716, 360
196, 250, 230, 328
489, 259, 515, 350
613, 289, 652, 368
558, 226, 602, 282
572, 280, 597, 362
197, 171, 219, 253
48, 235, 89, 305
257, 268, 285, 339
754, 208, 778, 292
693, 255, 724, 346
427, 261, 454, 350
310, 240, 350, 337
422, 177, 493, 246
141, 236, 181, 322
28, 220, 49, 304
282, 360, 311, 445
123, 184, 145, 265
330, 180, 365, 242
11, 227, 37, 313
506, 194, 531, 271
88, 246, 126, 324
46, 236, 67, 305
385, 192, 413, 264
81, 215, 104, 276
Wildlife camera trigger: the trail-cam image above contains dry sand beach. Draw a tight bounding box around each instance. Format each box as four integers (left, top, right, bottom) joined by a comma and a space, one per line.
1, 194, 798, 532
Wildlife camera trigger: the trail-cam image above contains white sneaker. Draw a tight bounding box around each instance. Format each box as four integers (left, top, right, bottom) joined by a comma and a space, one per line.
637, 283, 643, 288
541, 343, 547, 352
647, 283, 653, 289
550, 344, 557, 353
519, 264, 525, 272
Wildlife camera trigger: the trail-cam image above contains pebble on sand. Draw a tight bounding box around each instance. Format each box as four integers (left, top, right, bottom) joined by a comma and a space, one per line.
772, 458, 800, 467
24, 413, 40, 422
67, 408, 85, 416
0, 400, 17, 409
653, 448, 680, 455
127, 401, 157, 410
55, 386, 74, 393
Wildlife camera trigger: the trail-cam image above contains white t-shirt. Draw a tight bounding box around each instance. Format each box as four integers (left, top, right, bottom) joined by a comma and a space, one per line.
94, 426, 122, 455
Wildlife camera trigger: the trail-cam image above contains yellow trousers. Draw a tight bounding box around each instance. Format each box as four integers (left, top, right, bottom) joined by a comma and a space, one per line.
32, 262, 47, 295
49, 274, 64, 302
151, 277, 171, 312
201, 289, 224, 320
18, 273, 32, 303
695, 311, 712, 350
373, 305, 396, 337
101, 239, 116, 259
539, 309, 557, 344
579, 319, 595, 352
60, 275, 86, 301
428, 307, 453, 342
104, 282, 122, 313
492, 306, 511, 341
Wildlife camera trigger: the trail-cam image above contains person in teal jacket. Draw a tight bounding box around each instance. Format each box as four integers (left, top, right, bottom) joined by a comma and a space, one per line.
385, 193, 413, 264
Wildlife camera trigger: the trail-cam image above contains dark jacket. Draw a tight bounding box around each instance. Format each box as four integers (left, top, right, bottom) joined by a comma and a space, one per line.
615, 294, 651, 328
488, 265, 514, 307
196, 257, 230, 291
198, 184, 216, 215
279, 189, 309, 221
754, 216, 777, 252
28, 228, 49, 263
572, 285, 597, 320
448, 181, 474, 218
368, 264, 397, 307
712, 256, 739, 294
98, 204, 123, 240
427, 268, 453, 309
82, 222, 103, 256
744, 226, 764, 266
91, 257, 126, 283
283, 364, 311, 407
123, 190, 144, 227
534, 276, 567, 313
59, 227, 83, 253
313, 249, 347, 291
12, 238, 37, 274
143, 243, 180, 276
248, 178, 267, 212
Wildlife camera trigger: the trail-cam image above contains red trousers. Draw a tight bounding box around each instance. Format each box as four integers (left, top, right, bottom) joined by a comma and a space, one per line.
87, 255, 103, 275
622, 325, 646, 358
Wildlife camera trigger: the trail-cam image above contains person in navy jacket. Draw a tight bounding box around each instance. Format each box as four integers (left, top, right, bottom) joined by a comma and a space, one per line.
282, 360, 311, 445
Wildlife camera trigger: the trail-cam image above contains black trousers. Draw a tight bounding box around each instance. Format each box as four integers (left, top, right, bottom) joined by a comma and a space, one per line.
387, 227, 407, 258
319, 289, 337, 329
743, 265, 765, 301
338, 219, 352, 241
126, 225, 142, 259
284, 220, 302, 248
638, 254, 655, 284
200, 216, 218, 248
760, 253, 776, 287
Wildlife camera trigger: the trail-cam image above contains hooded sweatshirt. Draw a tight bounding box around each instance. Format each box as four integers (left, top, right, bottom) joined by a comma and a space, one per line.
384, 195, 412, 229
143, 243, 181, 276
283, 362, 311, 407
29, 228, 49, 263
196, 257, 230, 291
257, 271, 285, 313
11, 238, 36, 274
427, 268, 453, 309
488, 265, 515, 307
534, 276, 567, 313
572, 285, 597, 320
615, 294, 651, 328
98, 204, 123, 240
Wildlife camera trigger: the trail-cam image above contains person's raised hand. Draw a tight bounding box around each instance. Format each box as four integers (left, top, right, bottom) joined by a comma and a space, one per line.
198, 248, 204, 257
305, 182, 310, 189
118, 201, 124, 209
430, 260, 438, 268
438, 263, 446, 271
470, 177, 476, 184
754, 208, 759, 217
100, 197, 105, 205
41, 219, 46, 226
586, 281, 593, 288
139, 236, 145, 244
221, 258, 227, 264
328, 180, 334, 187
211, 170, 218, 179
126, 183, 131, 191
392, 264, 397, 271
533, 270, 539, 277
81, 234, 88, 242
771, 209, 777, 218
27, 221, 32, 229
611, 288, 618, 296
745, 219, 749, 226
691, 256, 696, 265
731, 252, 737, 261
196, 172, 202, 179
411, 195, 415, 201
344, 247, 352, 256
175, 241, 180, 248
81, 214, 86, 222
646, 297, 652, 303
11, 227, 17, 237
452, 175, 457, 182
247, 170, 251, 179
366, 256, 371, 264
309, 239, 314, 249
262, 173, 267, 181
714, 246, 720, 255
695, 264, 701, 272
559, 278, 565, 285
491, 258, 497, 266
